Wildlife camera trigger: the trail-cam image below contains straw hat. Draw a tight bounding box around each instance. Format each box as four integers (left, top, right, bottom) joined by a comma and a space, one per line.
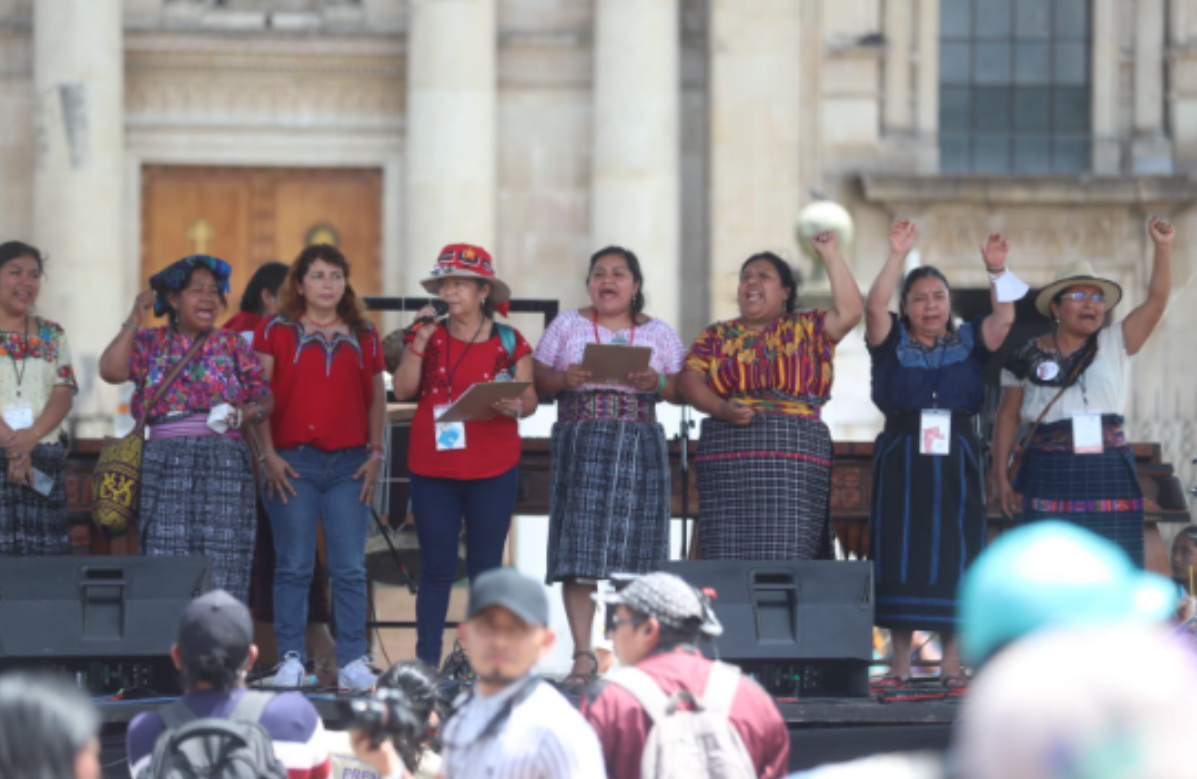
420, 244, 511, 305
1034, 260, 1122, 317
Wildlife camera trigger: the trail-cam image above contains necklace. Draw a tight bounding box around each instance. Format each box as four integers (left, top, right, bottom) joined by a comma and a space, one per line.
7, 315, 29, 398
303, 312, 341, 329
592, 310, 636, 346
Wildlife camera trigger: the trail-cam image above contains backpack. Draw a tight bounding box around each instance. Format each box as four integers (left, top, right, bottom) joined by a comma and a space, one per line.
138, 692, 289, 779
607, 661, 757, 779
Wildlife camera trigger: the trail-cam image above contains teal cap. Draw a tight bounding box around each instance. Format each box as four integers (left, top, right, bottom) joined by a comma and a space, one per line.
959, 521, 1176, 666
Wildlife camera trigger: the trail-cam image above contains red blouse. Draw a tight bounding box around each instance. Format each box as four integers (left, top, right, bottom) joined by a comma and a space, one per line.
254, 316, 385, 453
408, 322, 532, 480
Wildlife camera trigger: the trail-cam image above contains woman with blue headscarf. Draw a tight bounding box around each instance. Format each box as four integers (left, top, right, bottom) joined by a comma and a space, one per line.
100, 256, 273, 603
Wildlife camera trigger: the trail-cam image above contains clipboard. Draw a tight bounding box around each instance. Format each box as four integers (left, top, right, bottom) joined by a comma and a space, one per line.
436, 381, 532, 423
580, 344, 652, 386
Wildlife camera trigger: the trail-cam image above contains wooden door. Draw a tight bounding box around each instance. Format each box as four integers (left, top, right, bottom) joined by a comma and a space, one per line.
141, 166, 383, 323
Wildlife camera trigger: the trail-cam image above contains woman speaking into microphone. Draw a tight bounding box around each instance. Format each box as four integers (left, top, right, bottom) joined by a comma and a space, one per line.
392, 244, 537, 668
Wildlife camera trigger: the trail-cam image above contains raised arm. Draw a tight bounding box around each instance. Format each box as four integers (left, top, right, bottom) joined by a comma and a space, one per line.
1121, 217, 1174, 357
979, 233, 1016, 352
99, 290, 155, 384
865, 220, 917, 347
811, 231, 865, 343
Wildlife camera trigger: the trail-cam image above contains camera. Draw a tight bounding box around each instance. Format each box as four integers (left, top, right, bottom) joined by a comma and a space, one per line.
340, 687, 425, 749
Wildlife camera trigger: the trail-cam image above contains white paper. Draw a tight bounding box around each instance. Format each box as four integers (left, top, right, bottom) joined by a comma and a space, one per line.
2, 404, 34, 431
434, 404, 467, 451
207, 403, 237, 434
1071, 411, 1104, 454
920, 410, 952, 456
993, 269, 1030, 303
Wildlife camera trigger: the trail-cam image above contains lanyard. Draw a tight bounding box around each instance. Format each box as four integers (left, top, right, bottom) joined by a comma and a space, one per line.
1053, 334, 1090, 408
918, 337, 946, 409
444, 319, 485, 402
7, 316, 29, 398
592, 312, 636, 346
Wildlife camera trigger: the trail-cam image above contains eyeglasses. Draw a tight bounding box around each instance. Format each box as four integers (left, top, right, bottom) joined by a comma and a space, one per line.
1061, 291, 1105, 304
606, 615, 647, 633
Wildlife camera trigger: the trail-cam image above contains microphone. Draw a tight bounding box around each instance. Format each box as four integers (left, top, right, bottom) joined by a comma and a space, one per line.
404, 299, 449, 338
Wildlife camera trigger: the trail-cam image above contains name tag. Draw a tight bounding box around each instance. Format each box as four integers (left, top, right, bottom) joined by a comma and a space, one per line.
1071, 411, 1104, 454
434, 405, 467, 451
2, 403, 35, 431
920, 410, 951, 456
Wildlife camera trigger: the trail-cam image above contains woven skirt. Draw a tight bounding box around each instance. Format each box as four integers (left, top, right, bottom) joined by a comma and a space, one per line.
870, 414, 987, 630
695, 414, 833, 560
0, 443, 69, 556
1016, 417, 1144, 567
139, 435, 257, 603
545, 419, 671, 583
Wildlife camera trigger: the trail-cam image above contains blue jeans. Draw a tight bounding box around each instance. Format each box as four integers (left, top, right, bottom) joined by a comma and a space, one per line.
411, 467, 518, 666
263, 445, 370, 669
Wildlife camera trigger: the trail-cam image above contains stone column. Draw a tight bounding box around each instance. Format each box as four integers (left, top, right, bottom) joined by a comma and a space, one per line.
405, 0, 496, 289
915, 0, 939, 172
884, 0, 913, 133
32, 0, 124, 434
1132, 0, 1172, 173
1090, 0, 1120, 173
708, 0, 803, 322
590, 0, 680, 325
1170, 0, 1197, 171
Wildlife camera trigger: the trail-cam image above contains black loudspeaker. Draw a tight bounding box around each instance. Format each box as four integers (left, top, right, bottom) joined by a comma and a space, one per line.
0, 556, 212, 695
657, 560, 874, 698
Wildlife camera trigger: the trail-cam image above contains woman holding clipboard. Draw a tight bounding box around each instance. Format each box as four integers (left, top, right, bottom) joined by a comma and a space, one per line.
532, 246, 686, 684
392, 244, 537, 668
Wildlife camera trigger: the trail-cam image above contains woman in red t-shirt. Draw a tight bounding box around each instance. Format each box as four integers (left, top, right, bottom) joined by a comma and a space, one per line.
393, 244, 538, 667
253, 244, 386, 691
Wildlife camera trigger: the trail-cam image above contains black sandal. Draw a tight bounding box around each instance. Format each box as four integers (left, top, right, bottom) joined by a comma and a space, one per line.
563, 650, 600, 685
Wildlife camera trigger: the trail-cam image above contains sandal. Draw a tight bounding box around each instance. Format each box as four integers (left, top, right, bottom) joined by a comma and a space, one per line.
562, 650, 600, 686
869, 674, 910, 689
941, 675, 969, 690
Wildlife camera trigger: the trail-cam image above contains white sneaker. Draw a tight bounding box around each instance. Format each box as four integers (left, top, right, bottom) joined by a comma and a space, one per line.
338, 656, 378, 691
269, 652, 306, 688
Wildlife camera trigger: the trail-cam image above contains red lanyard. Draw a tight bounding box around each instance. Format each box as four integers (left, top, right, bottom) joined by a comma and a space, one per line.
592, 312, 636, 346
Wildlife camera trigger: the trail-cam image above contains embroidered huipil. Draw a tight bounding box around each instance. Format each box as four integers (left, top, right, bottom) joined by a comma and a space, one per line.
129, 326, 268, 422
0, 317, 77, 444
684, 311, 835, 418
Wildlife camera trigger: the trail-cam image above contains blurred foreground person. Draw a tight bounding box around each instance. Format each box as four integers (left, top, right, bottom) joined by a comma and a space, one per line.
0, 671, 100, 779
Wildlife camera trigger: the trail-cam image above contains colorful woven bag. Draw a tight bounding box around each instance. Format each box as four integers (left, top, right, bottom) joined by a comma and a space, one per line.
92, 332, 208, 538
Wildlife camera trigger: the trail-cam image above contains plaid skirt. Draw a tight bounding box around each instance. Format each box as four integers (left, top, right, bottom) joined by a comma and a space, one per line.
1016, 417, 1144, 567
545, 419, 671, 583
0, 443, 69, 556
695, 414, 833, 560
139, 436, 257, 603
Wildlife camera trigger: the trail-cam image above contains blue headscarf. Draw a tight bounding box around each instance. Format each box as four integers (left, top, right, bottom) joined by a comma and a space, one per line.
149, 255, 232, 317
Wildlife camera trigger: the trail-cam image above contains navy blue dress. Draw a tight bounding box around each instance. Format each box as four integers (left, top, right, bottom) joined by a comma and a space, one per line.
867, 313, 992, 631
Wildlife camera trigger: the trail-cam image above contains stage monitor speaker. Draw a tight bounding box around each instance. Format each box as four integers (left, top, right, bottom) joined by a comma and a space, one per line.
658, 560, 874, 698
0, 556, 212, 695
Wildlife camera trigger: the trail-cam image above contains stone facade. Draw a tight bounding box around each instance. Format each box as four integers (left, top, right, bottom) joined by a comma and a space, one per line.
0, 0, 1193, 501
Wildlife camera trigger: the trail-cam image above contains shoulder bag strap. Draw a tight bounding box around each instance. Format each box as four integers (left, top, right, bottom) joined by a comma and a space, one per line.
228, 691, 274, 724
607, 667, 670, 723
133, 331, 210, 435
699, 661, 741, 719
1011, 339, 1094, 454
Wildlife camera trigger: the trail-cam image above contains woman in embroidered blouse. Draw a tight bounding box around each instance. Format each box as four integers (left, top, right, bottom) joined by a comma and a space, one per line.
392, 244, 538, 669
865, 222, 1017, 688
99, 255, 273, 603
532, 246, 687, 683
994, 218, 1175, 568
678, 232, 863, 560
254, 244, 387, 691
0, 242, 76, 556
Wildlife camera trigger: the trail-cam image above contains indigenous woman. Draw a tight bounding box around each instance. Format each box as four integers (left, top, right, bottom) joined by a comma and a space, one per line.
995, 218, 1176, 568
866, 221, 1017, 687
678, 232, 863, 560
254, 244, 386, 691
533, 246, 686, 682
392, 244, 537, 668
99, 255, 273, 603
0, 241, 76, 556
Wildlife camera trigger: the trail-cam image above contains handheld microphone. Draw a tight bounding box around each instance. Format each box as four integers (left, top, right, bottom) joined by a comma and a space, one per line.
404, 299, 450, 337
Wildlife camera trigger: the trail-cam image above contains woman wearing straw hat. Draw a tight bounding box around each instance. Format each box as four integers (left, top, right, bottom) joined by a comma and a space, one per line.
393, 244, 538, 668
994, 217, 1176, 567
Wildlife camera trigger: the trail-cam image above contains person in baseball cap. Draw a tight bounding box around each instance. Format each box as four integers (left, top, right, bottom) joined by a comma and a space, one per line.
593, 572, 723, 666
173, 589, 258, 689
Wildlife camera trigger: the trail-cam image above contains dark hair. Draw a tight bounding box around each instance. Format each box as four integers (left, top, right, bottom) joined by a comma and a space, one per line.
1177, 525, 1197, 545
239, 262, 290, 314
0, 671, 98, 779
278, 244, 371, 331
588, 246, 646, 315
161, 265, 229, 323
740, 252, 800, 313
376, 661, 449, 772
0, 241, 44, 275
629, 609, 703, 652
179, 649, 247, 692
474, 279, 496, 320
899, 266, 954, 332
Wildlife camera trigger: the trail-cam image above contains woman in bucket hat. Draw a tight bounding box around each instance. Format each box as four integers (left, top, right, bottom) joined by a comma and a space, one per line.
393, 244, 538, 668
993, 217, 1176, 566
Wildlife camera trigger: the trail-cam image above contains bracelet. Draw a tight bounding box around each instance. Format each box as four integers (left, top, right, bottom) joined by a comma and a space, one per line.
408, 347, 425, 358
368, 443, 385, 455
370, 452, 386, 461
257, 449, 275, 463
656, 373, 667, 394
986, 265, 1007, 280
121, 320, 139, 332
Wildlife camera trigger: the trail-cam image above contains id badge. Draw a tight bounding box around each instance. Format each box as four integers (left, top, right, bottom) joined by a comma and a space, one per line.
1071, 411, 1104, 454
434, 405, 467, 452
919, 410, 951, 456
2, 403, 34, 431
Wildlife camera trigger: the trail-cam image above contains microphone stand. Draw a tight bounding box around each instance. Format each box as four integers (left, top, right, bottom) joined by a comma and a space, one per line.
677, 406, 694, 559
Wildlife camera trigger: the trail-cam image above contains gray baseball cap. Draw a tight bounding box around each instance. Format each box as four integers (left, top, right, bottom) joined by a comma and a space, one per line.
468, 567, 550, 627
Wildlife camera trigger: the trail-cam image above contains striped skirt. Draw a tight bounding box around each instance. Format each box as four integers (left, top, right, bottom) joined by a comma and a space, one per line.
545, 419, 671, 583
0, 443, 69, 556
139, 435, 258, 603
1015, 415, 1144, 567
870, 414, 987, 630
695, 414, 833, 560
